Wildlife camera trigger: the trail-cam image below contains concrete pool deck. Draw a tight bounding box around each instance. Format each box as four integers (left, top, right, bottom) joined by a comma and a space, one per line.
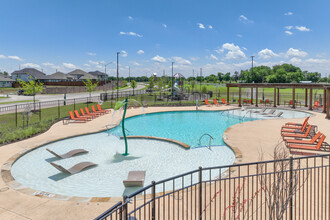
0, 105, 329, 219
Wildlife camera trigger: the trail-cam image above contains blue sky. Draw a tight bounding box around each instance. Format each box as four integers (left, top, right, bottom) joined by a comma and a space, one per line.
0, 0, 330, 77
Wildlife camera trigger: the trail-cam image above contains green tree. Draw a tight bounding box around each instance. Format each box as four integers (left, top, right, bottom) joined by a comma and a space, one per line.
201, 85, 207, 93
306, 72, 321, 82
223, 72, 231, 82
148, 77, 154, 94
157, 79, 164, 90
205, 74, 217, 83
130, 80, 137, 95
18, 75, 44, 111
190, 80, 195, 91
122, 80, 128, 87
83, 78, 99, 97
217, 72, 224, 82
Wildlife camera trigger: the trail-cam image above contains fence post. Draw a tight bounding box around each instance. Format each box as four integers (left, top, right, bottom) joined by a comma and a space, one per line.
152, 181, 156, 220
39, 102, 41, 121
87, 97, 89, 107
58, 100, 60, 119
289, 156, 293, 220
198, 166, 203, 220
15, 105, 18, 127
122, 196, 128, 220
74, 98, 75, 110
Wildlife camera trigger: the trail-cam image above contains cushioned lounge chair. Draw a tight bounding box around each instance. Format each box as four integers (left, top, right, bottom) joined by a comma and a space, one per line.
221, 98, 229, 105
283, 117, 310, 129
74, 110, 92, 121
50, 162, 97, 175
46, 148, 88, 159
91, 105, 105, 115
282, 125, 312, 138
281, 120, 309, 133
69, 111, 87, 123
123, 171, 146, 187
213, 99, 220, 106
85, 107, 101, 117
287, 134, 326, 151
285, 132, 322, 146
204, 99, 211, 107
97, 104, 111, 113
80, 108, 98, 119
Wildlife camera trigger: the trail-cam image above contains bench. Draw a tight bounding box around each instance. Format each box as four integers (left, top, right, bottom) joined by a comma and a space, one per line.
123, 171, 146, 187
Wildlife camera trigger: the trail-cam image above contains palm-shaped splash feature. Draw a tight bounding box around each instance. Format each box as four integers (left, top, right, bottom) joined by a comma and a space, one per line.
114, 98, 142, 156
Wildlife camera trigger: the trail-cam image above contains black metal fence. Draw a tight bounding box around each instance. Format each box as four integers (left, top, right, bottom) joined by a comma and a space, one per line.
95, 154, 330, 220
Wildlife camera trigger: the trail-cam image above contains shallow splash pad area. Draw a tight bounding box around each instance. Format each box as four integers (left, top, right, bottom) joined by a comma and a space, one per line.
11, 109, 310, 198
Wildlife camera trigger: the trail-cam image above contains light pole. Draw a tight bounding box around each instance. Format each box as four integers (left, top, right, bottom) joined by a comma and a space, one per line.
103, 62, 113, 93
116, 52, 120, 100
128, 66, 131, 83
251, 55, 254, 83
200, 68, 202, 91
171, 62, 174, 100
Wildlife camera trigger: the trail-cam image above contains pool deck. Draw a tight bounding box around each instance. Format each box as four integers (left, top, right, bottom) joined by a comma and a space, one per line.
0, 105, 329, 219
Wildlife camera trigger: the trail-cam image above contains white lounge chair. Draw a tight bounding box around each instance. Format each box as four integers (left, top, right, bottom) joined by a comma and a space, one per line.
123, 171, 146, 187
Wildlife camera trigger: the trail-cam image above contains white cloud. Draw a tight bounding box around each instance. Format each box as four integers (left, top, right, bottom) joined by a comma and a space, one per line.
236, 34, 243, 38
132, 61, 141, 66
137, 49, 144, 54
128, 16, 133, 20
209, 54, 218, 60
0, 54, 7, 59
151, 55, 167, 63
42, 62, 54, 67
190, 57, 199, 61
172, 57, 191, 65
284, 12, 293, 16
285, 31, 293, 35
8, 56, 23, 61
208, 25, 213, 29
87, 52, 96, 56
84, 64, 91, 67
285, 26, 293, 30
119, 32, 143, 37
163, 24, 167, 28
258, 48, 278, 59
63, 63, 77, 69
239, 15, 253, 23
21, 63, 40, 69
197, 23, 205, 29
121, 50, 128, 57
286, 48, 308, 57
295, 26, 310, 32
221, 43, 246, 60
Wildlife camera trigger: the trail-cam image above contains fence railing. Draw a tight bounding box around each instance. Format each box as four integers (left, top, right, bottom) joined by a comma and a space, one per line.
95, 153, 330, 220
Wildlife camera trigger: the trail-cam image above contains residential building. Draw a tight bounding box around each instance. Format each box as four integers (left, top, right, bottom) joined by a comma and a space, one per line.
88, 71, 108, 81
11, 68, 50, 82
0, 75, 15, 87
67, 69, 97, 80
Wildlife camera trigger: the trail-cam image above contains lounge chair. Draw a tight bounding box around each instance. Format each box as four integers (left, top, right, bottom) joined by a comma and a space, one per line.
69, 111, 87, 123
260, 109, 276, 115
74, 110, 92, 121
80, 108, 97, 119
213, 99, 220, 106
85, 107, 102, 117
91, 105, 105, 115
97, 104, 111, 113
287, 134, 326, 151
46, 148, 88, 159
142, 101, 148, 108
313, 101, 322, 109
251, 107, 267, 113
282, 125, 312, 138
221, 98, 229, 105
281, 119, 309, 133
284, 116, 310, 127
265, 111, 283, 117
50, 162, 97, 175
285, 132, 322, 146
133, 102, 140, 108
123, 171, 146, 187
204, 99, 211, 107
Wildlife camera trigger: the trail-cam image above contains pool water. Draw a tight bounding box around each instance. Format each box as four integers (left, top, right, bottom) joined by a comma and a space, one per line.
11, 109, 310, 198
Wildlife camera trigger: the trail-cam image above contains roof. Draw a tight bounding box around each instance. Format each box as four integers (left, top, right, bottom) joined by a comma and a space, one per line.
88, 71, 108, 77
0, 75, 15, 82
49, 72, 73, 80
174, 73, 185, 79
11, 68, 50, 80
67, 69, 98, 80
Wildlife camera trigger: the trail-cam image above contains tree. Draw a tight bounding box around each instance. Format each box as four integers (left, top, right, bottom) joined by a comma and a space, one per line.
18, 75, 44, 111
190, 80, 195, 91
306, 72, 321, 82
205, 74, 217, 83
83, 78, 99, 97
217, 72, 224, 82
223, 72, 231, 82
157, 79, 164, 91
122, 80, 128, 87
130, 80, 137, 95
148, 77, 154, 94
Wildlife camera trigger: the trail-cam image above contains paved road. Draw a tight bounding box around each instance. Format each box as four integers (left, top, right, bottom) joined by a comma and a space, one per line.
0, 83, 146, 105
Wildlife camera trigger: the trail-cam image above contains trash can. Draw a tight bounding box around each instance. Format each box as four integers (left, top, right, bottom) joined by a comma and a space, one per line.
100, 93, 108, 101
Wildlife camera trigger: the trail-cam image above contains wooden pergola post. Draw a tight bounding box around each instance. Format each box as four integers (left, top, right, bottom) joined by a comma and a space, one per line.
226, 86, 230, 104
323, 88, 327, 113
238, 87, 242, 107
255, 87, 258, 107
304, 88, 308, 107
326, 87, 330, 119
277, 88, 280, 105
292, 87, 295, 109
273, 87, 276, 107
309, 88, 313, 110
250, 88, 253, 105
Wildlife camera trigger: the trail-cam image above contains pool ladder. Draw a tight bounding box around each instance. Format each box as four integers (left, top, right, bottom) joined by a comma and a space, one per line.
198, 133, 214, 149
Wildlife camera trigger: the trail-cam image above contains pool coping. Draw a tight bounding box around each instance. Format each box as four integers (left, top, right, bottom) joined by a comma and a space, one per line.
0, 106, 313, 203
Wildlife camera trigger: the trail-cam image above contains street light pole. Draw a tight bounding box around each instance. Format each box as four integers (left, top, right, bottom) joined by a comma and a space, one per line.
104, 62, 113, 93
116, 52, 120, 100
171, 62, 174, 100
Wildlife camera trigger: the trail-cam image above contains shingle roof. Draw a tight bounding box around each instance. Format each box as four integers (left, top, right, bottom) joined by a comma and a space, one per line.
0, 75, 15, 82
88, 71, 108, 77
67, 69, 98, 80
49, 72, 72, 80
11, 68, 50, 80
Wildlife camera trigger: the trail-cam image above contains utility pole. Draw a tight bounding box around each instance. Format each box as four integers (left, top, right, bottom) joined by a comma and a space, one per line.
200, 68, 202, 91
116, 52, 120, 100
251, 55, 254, 83
171, 62, 174, 100
128, 66, 131, 82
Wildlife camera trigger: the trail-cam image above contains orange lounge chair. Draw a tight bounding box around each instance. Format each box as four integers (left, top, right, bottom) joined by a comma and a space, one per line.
85, 107, 102, 117
282, 125, 312, 138
213, 99, 220, 106
221, 98, 229, 105
80, 108, 97, 119
284, 116, 310, 127
74, 110, 92, 121
287, 134, 326, 151
204, 99, 211, 107
69, 111, 87, 123
285, 132, 322, 146
97, 104, 111, 113
91, 105, 105, 114
313, 101, 322, 109
281, 120, 309, 133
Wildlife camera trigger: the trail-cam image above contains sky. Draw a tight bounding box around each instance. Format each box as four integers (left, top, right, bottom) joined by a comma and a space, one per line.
1, 0, 330, 77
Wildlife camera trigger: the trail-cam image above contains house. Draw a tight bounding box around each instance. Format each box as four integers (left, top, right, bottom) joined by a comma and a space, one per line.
48, 72, 74, 82
67, 69, 98, 80
88, 71, 108, 81
11, 68, 50, 82
174, 73, 185, 79
0, 75, 15, 87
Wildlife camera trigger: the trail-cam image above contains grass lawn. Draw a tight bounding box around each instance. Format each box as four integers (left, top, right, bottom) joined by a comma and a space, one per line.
0, 100, 38, 105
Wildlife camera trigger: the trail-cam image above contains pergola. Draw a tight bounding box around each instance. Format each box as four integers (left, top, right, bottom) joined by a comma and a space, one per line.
226, 83, 330, 119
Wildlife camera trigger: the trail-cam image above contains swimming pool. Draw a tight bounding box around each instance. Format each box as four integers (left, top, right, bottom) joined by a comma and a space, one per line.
10, 109, 310, 198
